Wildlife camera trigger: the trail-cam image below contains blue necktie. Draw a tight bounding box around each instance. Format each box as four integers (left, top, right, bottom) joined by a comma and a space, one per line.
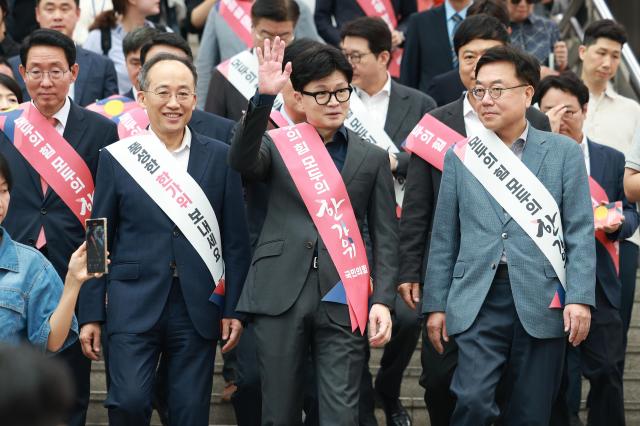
451, 14, 463, 67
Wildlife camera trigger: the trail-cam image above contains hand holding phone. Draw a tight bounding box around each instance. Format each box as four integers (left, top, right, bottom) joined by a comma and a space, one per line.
85, 218, 108, 274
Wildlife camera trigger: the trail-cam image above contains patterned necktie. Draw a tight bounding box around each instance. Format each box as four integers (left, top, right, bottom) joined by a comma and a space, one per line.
511, 139, 525, 158
451, 13, 463, 67
36, 116, 59, 249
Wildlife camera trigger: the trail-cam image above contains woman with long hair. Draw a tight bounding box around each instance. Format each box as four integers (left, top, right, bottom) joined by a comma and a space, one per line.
0, 73, 22, 111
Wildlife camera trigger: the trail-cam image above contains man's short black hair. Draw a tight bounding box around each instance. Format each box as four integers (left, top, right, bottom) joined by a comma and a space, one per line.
123, 27, 160, 57
138, 53, 198, 91
467, 0, 510, 28
283, 38, 324, 71
36, 0, 80, 6
251, 0, 300, 25
140, 32, 193, 65
340, 17, 392, 60
0, 152, 12, 191
20, 29, 76, 68
583, 19, 627, 47
454, 14, 510, 55
475, 45, 540, 88
290, 44, 353, 92
533, 72, 589, 107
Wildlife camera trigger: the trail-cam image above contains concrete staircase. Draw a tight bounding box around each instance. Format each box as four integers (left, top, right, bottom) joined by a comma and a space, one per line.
86, 285, 640, 425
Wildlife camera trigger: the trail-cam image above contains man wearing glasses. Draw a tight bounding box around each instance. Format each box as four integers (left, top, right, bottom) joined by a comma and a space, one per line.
0, 28, 118, 426
79, 53, 251, 425
422, 45, 595, 424
204, 0, 300, 121
229, 39, 398, 424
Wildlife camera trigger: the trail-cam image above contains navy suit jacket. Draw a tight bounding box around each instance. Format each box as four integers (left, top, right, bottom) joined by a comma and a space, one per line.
400, 5, 453, 93
588, 139, 639, 308
78, 131, 251, 340
123, 89, 235, 143
427, 69, 466, 107
0, 101, 119, 279
314, 0, 416, 46
9, 47, 119, 107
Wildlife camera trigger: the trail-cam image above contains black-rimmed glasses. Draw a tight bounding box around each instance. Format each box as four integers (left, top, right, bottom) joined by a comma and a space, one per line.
301, 87, 353, 105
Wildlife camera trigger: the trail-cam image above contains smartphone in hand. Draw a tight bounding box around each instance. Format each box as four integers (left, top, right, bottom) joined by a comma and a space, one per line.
86, 218, 108, 274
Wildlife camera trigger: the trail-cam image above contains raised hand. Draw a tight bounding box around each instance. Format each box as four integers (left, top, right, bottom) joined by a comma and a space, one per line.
257, 36, 292, 96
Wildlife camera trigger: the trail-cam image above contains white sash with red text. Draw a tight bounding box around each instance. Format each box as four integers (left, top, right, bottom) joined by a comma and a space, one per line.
354, 0, 403, 77
106, 134, 225, 288
218, 0, 253, 47
268, 123, 370, 334
0, 103, 94, 225
455, 120, 567, 308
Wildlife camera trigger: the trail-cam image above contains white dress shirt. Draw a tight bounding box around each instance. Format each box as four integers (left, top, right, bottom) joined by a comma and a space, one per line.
580, 134, 590, 175
148, 126, 192, 172
354, 73, 392, 129
32, 96, 72, 135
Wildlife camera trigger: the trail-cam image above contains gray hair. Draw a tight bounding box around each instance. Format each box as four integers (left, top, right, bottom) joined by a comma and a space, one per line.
137, 53, 198, 91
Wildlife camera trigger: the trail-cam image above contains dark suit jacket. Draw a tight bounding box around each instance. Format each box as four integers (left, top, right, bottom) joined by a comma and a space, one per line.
122, 89, 235, 143
204, 69, 248, 122
0, 101, 119, 279
228, 95, 399, 327
9, 47, 119, 107
400, 5, 453, 94
427, 69, 465, 107
78, 131, 251, 340
588, 139, 639, 308
398, 95, 551, 284
385, 80, 436, 177
314, 0, 416, 46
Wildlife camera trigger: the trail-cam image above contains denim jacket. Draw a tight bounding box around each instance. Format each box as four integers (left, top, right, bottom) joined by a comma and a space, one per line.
0, 227, 78, 352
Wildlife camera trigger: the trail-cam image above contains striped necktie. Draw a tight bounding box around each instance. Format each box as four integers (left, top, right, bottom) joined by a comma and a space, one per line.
451, 13, 463, 67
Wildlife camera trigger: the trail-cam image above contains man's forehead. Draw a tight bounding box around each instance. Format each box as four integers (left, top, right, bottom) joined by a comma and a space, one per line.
590, 37, 622, 52
147, 61, 195, 86
40, 0, 77, 7
26, 46, 69, 65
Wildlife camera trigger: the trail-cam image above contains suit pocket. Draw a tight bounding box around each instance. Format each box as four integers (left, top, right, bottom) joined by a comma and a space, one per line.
252, 240, 284, 264
109, 263, 139, 281
452, 262, 466, 278
543, 262, 558, 278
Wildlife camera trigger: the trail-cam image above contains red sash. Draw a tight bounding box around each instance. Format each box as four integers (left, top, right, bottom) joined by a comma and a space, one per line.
589, 176, 620, 275
219, 0, 253, 47
87, 95, 148, 139
269, 123, 370, 334
355, 0, 403, 78
0, 103, 94, 226
403, 113, 460, 171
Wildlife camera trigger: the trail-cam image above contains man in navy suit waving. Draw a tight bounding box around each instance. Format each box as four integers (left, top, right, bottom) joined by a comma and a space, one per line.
537, 72, 637, 425
78, 53, 251, 426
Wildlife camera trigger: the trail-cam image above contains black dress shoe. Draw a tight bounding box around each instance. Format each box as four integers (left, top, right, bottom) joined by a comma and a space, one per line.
381, 396, 412, 426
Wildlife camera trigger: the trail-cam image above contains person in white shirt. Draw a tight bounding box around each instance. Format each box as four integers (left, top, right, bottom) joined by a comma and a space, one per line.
74, 0, 114, 44
580, 18, 640, 357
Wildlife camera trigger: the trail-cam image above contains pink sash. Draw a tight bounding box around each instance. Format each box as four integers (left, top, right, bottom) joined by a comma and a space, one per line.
0, 103, 95, 226
268, 123, 370, 334
219, 0, 253, 47
355, 0, 403, 78
589, 176, 620, 275
403, 113, 460, 171
87, 95, 148, 139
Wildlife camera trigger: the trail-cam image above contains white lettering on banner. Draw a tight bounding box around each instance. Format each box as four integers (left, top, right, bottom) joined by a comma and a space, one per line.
107, 135, 225, 285
120, 112, 145, 135
457, 122, 567, 289
220, 0, 252, 32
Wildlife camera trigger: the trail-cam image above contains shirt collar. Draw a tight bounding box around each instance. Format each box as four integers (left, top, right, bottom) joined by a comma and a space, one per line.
0, 227, 19, 273
580, 134, 589, 155
321, 125, 349, 144
149, 126, 192, 154
32, 96, 71, 128
132, 86, 139, 102
445, 0, 469, 20
463, 92, 477, 119
517, 122, 529, 144
355, 73, 392, 99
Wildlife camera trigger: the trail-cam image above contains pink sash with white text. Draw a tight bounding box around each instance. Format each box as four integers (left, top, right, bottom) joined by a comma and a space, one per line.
87, 95, 148, 139
0, 103, 94, 226
403, 113, 460, 171
269, 123, 370, 334
589, 176, 620, 274
219, 0, 253, 47
355, 0, 403, 77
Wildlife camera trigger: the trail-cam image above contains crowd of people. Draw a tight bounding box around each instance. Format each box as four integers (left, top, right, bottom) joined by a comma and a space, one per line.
0, 1, 639, 426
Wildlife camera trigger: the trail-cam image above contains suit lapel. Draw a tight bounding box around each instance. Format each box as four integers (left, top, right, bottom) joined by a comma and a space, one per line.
341, 131, 368, 186
587, 139, 604, 184
385, 81, 410, 141
187, 130, 212, 183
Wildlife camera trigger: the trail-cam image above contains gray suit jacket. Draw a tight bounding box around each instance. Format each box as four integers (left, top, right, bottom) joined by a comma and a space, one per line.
228, 97, 399, 327
195, 0, 322, 108
384, 80, 436, 177
423, 126, 596, 339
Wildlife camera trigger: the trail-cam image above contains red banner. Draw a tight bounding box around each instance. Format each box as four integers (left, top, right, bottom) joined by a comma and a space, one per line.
403, 113, 462, 171
0, 103, 95, 226
87, 95, 148, 139
589, 176, 621, 275
355, 0, 403, 78
219, 0, 253, 48
268, 123, 370, 334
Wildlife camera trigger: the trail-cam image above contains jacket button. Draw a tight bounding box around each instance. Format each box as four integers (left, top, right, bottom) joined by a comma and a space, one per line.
501, 232, 508, 239
169, 261, 176, 269
491, 263, 496, 270
40, 208, 47, 215
173, 230, 180, 238
304, 241, 313, 249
